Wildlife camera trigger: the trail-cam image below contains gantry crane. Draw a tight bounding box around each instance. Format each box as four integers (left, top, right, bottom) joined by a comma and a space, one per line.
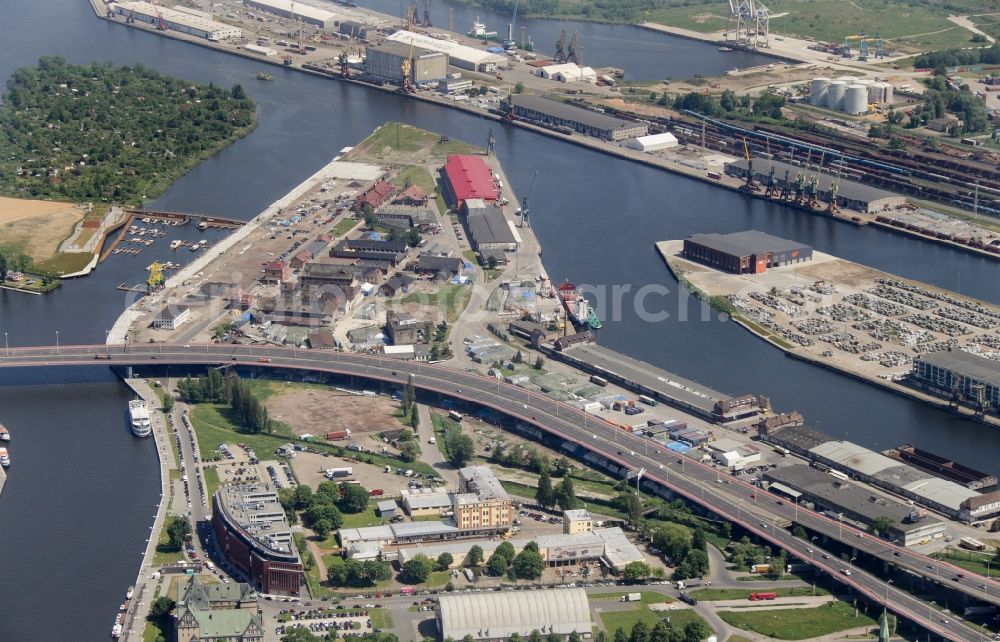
422, 0, 432, 28
725, 0, 786, 49
843, 33, 883, 61
739, 138, 760, 193
555, 30, 567, 63
400, 40, 415, 92
566, 31, 581, 64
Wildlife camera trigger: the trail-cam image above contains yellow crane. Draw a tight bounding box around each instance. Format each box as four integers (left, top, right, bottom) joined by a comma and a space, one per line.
147, 261, 164, 292
400, 39, 415, 92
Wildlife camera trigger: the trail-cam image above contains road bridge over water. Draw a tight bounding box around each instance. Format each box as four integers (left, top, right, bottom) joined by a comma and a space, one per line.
1, 343, 998, 641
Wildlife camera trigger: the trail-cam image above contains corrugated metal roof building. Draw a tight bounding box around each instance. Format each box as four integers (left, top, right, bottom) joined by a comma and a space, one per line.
437, 588, 591, 640
442, 156, 498, 209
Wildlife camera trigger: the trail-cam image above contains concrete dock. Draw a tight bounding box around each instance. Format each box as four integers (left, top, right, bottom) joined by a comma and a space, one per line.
0, 465, 6, 497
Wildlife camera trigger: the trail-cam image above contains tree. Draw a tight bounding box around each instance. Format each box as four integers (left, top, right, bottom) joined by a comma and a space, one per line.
467, 545, 484, 567
305, 501, 343, 530
402, 554, 433, 583
445, 430, 475, 468
766, 551, 787, 580
487, 552, 510, 576
514, 81, 525, 94
652, 523, 691, 563
622, 560, 651, 583
528, 631, 543, 642
683, 620, 711, 642
231, 83, 247, 100
436, 552, 454, 571
513, 547, 545, 579
400, 440, 421, 463
568, 633, 582, 642
535, 469, 555, 508
614, 628, 628, 642
629, 620, 650, 642
595, 632, 609, 642
555, 477, 580, 510
165, 516, 191, 550
293, 484, 313, 509
363, 204, 378, 229
534, 355, 545, 370
148, 596, 175, 622
871, 516, 894, 537
162, 393, 174, 413
281, 627, 321, 642
546, 633, 561, 642
720, 89, 737, 112
340, 482, 370, 514
311, 518, 332, 540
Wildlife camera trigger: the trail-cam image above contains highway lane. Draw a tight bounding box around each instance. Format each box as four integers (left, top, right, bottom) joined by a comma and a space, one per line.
2, 343, 998, 640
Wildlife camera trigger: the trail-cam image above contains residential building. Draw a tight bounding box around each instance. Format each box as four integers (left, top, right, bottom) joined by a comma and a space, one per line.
356, 180, 396, 211
393, 185, 429, 206
563, 509, 593, 534
262, 260, 290, 283
152, 305, 191, 330
289, 249, 313, 270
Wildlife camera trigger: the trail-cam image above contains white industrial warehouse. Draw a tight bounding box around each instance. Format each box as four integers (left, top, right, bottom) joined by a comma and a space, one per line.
111, 2, 243, 40
242, 0, 337, 29
624, 132, 679, 152
437, 588, 591, 640
386, 30, 507, 72
535, 62, 597, 83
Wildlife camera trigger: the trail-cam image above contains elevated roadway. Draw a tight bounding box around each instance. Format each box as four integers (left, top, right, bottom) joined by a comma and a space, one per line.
2, 343, 998, 641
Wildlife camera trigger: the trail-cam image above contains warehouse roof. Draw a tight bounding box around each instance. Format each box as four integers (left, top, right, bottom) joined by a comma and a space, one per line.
727, 158, 899, 203
898, 476, 978, 511
402, 492, 453, 510
765, 424, 832, 450
444, 156, 498, 203
244, 0, 334, 22
509, 94, 638, 132
386, 30, 506, 67
438, 589, 591, 640
114, 2, 241, 34
685, 230, 811, 259
917, 350, 1000, 388
810, 440, 898, 476
369, 41, 441, 59
467, 206, 517, 246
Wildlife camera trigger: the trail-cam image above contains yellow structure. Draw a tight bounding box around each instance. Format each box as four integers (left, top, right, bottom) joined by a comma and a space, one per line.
454, 466, 512, 530
562, 509, 593, 535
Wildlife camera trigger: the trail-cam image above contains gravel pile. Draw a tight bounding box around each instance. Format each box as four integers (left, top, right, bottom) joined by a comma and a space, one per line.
844, 293, 907, 317
869, 284, 938, 310
903, 313, 972, 337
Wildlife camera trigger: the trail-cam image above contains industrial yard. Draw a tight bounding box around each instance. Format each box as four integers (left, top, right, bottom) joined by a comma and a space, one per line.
659, 238, 1000, 421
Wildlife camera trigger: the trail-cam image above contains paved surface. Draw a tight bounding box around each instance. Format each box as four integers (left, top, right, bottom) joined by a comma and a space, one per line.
2, 344, 997, 641
414, 402, 458, 487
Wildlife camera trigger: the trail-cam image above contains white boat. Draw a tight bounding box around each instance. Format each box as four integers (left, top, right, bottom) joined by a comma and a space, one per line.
0, 447, 10, 468
0, 424, 9, 441
128, 399, 152, 438
111, 623, 122, 639
468, 16, 497, 39
126, 586, 134, 600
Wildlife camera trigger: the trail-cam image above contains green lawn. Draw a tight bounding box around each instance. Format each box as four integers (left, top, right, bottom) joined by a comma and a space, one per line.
395, 284, 473, 322
203, 466, 221, 507
340, 505, 381, 529
932, 548, 998, 578
394, 165, 437, 193
370, 608, 395, 630
152, 526, 186, 566
143, 621, 169, 642
330, 217, 359, 238
33, 251, 95, 275
717, 601, 876, 640
355, 122, 479, 158
599, 604, 708, 638
189, 404, 291, 460
690, 586, 828, 601
590, 591, 673, 604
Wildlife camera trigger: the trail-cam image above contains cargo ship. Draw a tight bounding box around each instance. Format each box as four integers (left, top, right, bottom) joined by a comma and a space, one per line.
128, 399, 152, 438
0, 447, 10, 468
0, 424, 9, 441
558, 281, 602, 330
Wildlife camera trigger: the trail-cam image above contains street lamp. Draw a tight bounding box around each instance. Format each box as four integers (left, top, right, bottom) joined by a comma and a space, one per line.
849, 556, 856, 574
55, 330, 59, 353
4, 332, 7, 356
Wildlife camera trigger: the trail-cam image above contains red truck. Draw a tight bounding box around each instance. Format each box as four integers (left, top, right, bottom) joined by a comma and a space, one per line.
749, 592, 777, 601
327, 430, 349, 440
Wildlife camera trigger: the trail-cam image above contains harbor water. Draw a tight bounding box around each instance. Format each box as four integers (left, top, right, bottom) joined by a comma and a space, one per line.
0, 0, 998, 639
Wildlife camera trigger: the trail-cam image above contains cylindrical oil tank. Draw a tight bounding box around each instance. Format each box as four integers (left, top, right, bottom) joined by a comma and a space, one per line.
866, 83, 884, 103
827, 80, 847, 109
810, 77, 830, 106
844, 84, 868, 114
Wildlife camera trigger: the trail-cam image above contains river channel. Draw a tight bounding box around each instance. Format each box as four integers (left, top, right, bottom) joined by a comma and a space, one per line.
0, 1, 998, 640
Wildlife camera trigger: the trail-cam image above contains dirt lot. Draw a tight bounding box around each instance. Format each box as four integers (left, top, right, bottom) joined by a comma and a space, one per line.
290, 450, 409, 496
0, 196, 85, 259
266, 388, 406, 437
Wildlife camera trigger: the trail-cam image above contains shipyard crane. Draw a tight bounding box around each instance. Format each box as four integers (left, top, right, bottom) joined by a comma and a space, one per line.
827, 155, 845, 214
405, 0, 419, 32
503, 0, 519, 51
555, 30, 567, 63
400, 39, 415, 92
726, 0, 785, 49
739, 138, 759, 193
763, 138, 778, 198
150, 0, 167, 31
518, 171, 538, 227
422, 0, 432, 28
566, 31, 581, 64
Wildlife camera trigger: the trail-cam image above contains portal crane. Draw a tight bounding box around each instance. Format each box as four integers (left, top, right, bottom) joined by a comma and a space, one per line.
400, 40, 415, 92
150, 0, 167, 30
503, 0, 519, 51
555, 30, 567, 63
518, 171, 538, 227
566, 31, 581, 64
422, 0, 432, 28
738, 138, 759, 193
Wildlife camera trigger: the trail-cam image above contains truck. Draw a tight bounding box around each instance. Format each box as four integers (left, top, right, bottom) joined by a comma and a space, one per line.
773, 446, 790, 457
325, 467, 353, 479
326, 430, 350, 441
400, 586, 414, 595
675, 580, 685, 590
678, 593, 698, 606
751, 564, 771, 574
464, 568, 475, 582
960, 537, 986, 551
621, 593, 642, 602
749, 592, 777, 601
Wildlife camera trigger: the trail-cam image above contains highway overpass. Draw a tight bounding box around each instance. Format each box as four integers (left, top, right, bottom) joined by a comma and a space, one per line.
2, 342, 998, 641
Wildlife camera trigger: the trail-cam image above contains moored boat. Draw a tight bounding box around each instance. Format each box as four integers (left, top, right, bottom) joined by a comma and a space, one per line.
0, 424, 9, 441
0, 447, 10, 468
128, 399, 152, 438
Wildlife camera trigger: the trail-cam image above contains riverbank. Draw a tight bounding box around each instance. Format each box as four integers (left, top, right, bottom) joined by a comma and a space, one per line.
82, 0, 999, 264
655, 241, 1000, 428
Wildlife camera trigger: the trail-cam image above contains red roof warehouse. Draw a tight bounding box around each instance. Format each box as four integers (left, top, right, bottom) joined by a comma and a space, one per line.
442, 155, 498, 209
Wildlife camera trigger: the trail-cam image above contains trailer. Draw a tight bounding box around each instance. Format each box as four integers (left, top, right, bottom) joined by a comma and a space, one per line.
749, 592, 777, 601
960, 537, 986, 551
448, 410, 464, 422
325, 467, 353, 479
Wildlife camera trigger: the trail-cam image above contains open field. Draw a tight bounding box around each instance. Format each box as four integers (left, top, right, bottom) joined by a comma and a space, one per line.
394, 165, 437, 193
599, 603, 707, 637
263, 384, 407, 437
0, 196, 86, 261
932, 547, 999, 578
717, 600, 877, 640
690, 586, 828, 600
348, 123, 479, 164
394, 283, 473, 322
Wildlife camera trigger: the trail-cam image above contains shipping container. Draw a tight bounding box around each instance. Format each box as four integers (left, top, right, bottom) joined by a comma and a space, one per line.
327, 430, 350, 441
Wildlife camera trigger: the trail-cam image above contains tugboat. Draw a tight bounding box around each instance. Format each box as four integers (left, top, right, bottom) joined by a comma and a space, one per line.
256, 71, 273, 81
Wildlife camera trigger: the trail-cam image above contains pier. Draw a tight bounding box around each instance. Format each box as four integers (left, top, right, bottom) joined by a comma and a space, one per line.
125, 208, 247, 229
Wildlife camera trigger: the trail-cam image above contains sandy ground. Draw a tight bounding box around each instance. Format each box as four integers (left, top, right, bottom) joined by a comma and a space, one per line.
266, 388, 406, 437
290, 450, 410, 496
0, 196, 85, 259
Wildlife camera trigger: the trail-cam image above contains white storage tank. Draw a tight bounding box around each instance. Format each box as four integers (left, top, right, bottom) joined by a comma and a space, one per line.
811, 77, 830, 104
844, 84, 868, 115
827, 80, 847, 110
810, 77, 830, 106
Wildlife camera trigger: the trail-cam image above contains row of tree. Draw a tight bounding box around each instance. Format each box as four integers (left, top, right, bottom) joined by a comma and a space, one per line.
177, 370, 272, 434
913, 43, 1000, 71
664, 89, 786, 121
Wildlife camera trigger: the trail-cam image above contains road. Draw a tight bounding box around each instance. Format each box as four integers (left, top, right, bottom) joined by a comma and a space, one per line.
2, 343, 998, 641
414, 403, 458, 487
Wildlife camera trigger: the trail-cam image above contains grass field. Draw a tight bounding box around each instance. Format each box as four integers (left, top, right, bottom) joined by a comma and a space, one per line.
690, 586, 828, 600
599, 604, 708, 637
203, 466, 221, 506
717, 601, 876, 640
394, 165, 437, 193
33, 251, 94, 274
642, 0, 978, 51
330, 217, 359, 238
340, 505, 380, 529
369, 608, 395, 630
152, 526, 186, 566
354, 123, 478, 160
189, 404, 291, 460
143, 621, 169, 642
932, 548, 998, 578
395, 283, 473, 322
590, 591, 674, 604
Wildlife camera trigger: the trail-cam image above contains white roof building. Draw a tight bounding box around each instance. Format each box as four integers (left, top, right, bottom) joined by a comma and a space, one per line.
624, 132, 679, 152
243, 0, 336, 28
111, 2, 242, 40
437, 588, 591, 640
536, 63, 596, 82
386, 30, 507, 72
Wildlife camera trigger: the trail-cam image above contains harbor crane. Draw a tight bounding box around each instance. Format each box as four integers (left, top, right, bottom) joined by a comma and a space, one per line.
738, 138, 760, 193
400, 39, 415, 92
555, 30, 567, 63
150, 0, 167, 31
726, 0, 786, 49
503, 0, 519, 51
566, 31, 581, 64
518, 170, 538, 227
422, 0, 432, 28
405, 0, 419, 32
